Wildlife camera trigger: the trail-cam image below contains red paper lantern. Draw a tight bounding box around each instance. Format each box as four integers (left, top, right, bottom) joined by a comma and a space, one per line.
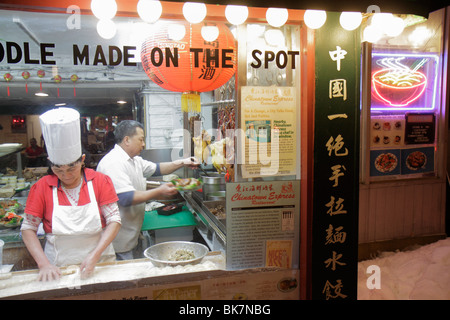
4, 73, 12, 96
70, 74, 78, 96
22, 71, 30, 93
141, 21, 236, 112
54, 75, 62, 97
37, 69, 45, 91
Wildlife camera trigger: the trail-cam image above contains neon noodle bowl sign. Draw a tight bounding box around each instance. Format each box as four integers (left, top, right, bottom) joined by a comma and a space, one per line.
371, 53, 439, 111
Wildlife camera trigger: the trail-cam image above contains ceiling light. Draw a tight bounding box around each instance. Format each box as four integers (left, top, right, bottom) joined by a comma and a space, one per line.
91, 0, 117, 20
201, 25, 219, 42
264, 29, 285, 47
225, 5, 248, 25
408, 26, 431, 46
117, 100, 127, 104
304, 10, 327, 29
384, 16, 405, 37
340, 12, 362, 31
35, 92, 48, 97
183, 2, 207, 24
371, 13, 394, 35
266, 8, 288, 28
247, 24, 266, 38
168, 23, 186, 41
55, 103, 67, 106
137, 0, 162, 23
97, 19, 117, 39
363, 25, 383, 43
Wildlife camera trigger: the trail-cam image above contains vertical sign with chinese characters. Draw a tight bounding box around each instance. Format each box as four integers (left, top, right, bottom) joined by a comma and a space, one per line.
312, 12, 360, 300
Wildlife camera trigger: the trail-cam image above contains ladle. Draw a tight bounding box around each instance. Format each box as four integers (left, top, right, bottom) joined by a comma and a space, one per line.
191, 157, 210, 176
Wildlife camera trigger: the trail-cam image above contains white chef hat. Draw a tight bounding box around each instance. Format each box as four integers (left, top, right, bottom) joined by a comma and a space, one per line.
39, 107, 82, 166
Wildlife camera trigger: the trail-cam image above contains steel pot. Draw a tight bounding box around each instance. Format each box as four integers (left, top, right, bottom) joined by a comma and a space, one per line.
201, 173, 225, 199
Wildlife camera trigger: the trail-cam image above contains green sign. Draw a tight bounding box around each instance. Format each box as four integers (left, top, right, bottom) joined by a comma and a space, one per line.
312, 12, 360, 300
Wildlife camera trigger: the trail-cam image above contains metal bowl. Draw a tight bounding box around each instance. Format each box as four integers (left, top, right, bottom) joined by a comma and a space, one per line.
206, 191, 226, 201
144, 241, 209, 267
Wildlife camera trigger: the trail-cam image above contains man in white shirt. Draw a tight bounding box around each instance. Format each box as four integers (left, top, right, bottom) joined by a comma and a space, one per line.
97, 120, 199, 260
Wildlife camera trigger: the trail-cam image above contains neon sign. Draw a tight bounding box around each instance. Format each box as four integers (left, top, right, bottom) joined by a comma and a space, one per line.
371, 53, 439, 111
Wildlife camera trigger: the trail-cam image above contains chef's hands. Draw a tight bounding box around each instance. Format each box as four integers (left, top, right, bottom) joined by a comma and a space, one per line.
80, 253, 97, 279
37, 259, 95, 281
38, 263, 61, 282
184, 157, 200, 169
157, 181, 179, 197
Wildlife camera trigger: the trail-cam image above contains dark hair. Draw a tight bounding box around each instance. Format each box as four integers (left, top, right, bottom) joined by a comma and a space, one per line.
114, 120, 144, 143
47, 155, 84, 175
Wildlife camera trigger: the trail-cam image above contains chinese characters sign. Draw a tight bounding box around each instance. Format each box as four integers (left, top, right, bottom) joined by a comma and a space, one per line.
312, 12, 360, 300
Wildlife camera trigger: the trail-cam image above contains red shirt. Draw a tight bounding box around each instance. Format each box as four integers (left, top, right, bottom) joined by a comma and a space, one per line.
25, 168, 118, 234
25, 145, 44, 157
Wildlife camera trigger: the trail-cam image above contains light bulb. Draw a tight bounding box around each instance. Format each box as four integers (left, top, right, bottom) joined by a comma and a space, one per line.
363, 25, 382, 43
385, 16, 405, 37
137, 0, 162, 23
264, 29, 285, 47
371, 13, 394, 35
304, 10, 326, 29
225, 5, 248, 25
91, 0, 117, 20
97, 19, 116, 39
168, 23, 186, 41
201, 25, 219, 42
266, 8, 288, 28
183, 2, 207, 24
340, 12, 362, 31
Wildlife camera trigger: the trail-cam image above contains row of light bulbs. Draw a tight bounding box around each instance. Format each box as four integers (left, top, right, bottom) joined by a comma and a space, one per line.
91, 0, 408, 44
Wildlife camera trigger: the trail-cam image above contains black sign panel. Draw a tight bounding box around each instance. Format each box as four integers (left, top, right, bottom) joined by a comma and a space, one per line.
312, 12, 360, 300
405, 113, 436, 144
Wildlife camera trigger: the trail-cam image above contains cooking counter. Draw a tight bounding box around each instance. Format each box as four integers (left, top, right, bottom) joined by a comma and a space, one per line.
0, 252, 226, 299
183, 191, 226, 252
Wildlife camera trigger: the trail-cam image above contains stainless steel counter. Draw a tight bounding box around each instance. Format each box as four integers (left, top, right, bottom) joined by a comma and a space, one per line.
183, 191, 226, 253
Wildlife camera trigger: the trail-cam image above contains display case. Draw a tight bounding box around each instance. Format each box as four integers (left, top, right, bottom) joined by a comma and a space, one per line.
364, 50, 443, 181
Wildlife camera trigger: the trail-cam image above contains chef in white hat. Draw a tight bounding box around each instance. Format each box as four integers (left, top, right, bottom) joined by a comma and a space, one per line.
21, 107, 121, 281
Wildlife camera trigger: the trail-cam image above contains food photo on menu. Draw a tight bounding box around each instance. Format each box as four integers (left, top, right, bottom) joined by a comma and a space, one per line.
400, 146, 435, 174
370, 146, 435, 177
370, 117, 405, 148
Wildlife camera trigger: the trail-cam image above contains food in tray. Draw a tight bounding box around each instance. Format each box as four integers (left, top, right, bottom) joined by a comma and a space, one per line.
375, 153, 398, 173
171, 178, 203, 191
209, 204, 226, 220
0, 199, 22, 212
156, 203, 183, 215
406, 151, 427, 170
0, 211, 23, 228
168, 249, 196, 261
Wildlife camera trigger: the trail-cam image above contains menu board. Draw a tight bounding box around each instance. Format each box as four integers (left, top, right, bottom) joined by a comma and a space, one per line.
369, 113, 436, 178
405, 113, 436, 145
370, 146, 435, 177
240, 86, 297, 178
225, 180, 300, 271
370, 116, 405, 148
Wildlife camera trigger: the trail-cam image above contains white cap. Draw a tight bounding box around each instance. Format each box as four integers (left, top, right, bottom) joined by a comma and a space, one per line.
39, 107, 82, 166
